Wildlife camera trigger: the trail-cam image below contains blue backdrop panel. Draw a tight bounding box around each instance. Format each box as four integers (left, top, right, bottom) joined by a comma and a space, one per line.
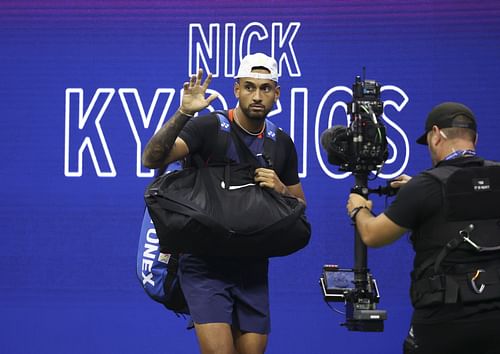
1, 1, 500, 353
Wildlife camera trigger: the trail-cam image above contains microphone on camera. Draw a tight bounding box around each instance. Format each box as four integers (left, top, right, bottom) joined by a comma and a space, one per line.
321, 125, 348, 165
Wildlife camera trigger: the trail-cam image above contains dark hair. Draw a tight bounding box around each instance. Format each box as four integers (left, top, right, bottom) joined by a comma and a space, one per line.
250, 66, 270, 72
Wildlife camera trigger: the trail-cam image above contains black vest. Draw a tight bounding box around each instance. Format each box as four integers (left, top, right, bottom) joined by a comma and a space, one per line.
410, 158, 500, 308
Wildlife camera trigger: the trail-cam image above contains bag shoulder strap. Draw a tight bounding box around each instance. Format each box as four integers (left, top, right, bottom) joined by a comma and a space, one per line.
424, 158, 500, 184
423, 165, 461, 184
212, 110, 232, 163
262, 119, 278, 168
214, 110, 278, 168
484, 160, 500, 167
185, 111, 231, 167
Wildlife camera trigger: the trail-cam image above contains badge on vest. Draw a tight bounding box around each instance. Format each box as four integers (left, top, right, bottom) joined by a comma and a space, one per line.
472, 177, 490, 191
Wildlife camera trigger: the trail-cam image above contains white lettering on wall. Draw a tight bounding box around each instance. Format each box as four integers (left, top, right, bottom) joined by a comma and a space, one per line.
64, 88, 116, 177
119, 88, 176, 178
64, 21, 410, 180
189, 21, 301, 78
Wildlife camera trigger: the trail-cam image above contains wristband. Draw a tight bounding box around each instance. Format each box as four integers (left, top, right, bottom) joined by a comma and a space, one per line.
178, 108, 194, 117
350, 206, 370, 222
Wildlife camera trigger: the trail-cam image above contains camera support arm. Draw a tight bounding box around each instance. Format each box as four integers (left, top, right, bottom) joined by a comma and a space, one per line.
353, 173, 369, 291
338, 172, 387, 332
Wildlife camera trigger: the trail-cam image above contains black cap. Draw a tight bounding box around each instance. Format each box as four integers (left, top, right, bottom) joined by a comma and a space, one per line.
416, 102, 477, 145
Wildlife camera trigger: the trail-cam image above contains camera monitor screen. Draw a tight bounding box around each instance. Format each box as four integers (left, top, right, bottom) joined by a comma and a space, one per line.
324, 269, 355, 292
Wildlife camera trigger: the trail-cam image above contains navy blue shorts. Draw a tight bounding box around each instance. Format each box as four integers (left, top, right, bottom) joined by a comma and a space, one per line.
178, 254, 270, 334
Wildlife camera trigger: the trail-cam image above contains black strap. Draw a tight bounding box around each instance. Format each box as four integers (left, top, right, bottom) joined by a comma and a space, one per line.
414, 235, 500, 280
163, 254, 179, 294
432, 237, 465, 274
483, 160, 500, 167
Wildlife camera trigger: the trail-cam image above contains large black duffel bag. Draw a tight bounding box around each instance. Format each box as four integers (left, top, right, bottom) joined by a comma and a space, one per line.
144, 162, 311, 257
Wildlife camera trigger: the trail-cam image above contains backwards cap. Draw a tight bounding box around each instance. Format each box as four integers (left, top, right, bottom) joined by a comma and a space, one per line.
416, 101, 477, 145
235, 53, 279, 82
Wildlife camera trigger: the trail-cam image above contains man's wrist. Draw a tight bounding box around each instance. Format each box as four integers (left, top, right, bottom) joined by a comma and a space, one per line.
350, 205, 371, 222
178, 108, 194, 117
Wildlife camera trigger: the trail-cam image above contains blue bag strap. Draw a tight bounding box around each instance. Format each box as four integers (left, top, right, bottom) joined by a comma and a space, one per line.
205, 110, 233, 164
216, 111, 231, 133
214, 109, 278, 168
262, 119, 277, 168
264, 119, 278, 141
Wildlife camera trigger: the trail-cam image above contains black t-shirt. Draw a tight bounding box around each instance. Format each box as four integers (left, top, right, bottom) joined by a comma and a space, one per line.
178, 112, 300, 186
385, 156, 500, 323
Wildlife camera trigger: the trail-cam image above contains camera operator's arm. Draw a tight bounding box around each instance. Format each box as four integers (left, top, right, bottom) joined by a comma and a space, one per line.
346, 193, 408, 247
142, 69, 218, 169
390, 174, 412, 189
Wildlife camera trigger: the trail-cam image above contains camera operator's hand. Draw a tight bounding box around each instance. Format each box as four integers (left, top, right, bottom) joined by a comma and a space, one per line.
390, 174, 412, 189
180, 68, 218, 116
346, 193, 373, 219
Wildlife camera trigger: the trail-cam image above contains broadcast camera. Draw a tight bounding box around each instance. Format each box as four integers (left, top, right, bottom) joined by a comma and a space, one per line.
319, 72, 391, 332
321, 74, 388, 174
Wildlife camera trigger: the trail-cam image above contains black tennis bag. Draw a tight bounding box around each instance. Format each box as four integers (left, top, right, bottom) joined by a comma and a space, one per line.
144, 112, 311, 257
145, 162, 310, 257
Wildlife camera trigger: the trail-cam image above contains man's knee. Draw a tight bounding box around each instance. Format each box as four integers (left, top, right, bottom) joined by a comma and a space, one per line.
195, 322, 235, 354
234, 331, 268, 354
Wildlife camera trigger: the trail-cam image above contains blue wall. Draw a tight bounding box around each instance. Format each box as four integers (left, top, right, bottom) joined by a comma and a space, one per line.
1, 1, 500, 353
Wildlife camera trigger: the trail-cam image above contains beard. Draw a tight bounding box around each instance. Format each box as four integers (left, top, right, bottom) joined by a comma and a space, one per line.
239, 103, 272, 122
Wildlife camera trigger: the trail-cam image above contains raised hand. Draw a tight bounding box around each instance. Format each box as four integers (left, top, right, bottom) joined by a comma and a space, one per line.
180, 68, 218, 115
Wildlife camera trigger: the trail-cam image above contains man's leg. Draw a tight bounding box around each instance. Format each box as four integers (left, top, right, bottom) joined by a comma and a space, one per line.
233, 329, 268, 354
179, 256, 236, 353
194, 322, 236, 354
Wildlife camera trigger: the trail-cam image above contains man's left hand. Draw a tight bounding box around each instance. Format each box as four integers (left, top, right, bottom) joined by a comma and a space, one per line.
254, 168, 286, 195
347, 193, 373, 218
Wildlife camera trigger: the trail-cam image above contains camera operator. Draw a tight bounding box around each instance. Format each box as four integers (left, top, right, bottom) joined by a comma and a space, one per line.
346, 102, 500, 353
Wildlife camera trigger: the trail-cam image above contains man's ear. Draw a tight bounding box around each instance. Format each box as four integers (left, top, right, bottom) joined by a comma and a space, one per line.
274, 85, 281, 101
429, 126, 441, 146
234, 81, 240, 99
